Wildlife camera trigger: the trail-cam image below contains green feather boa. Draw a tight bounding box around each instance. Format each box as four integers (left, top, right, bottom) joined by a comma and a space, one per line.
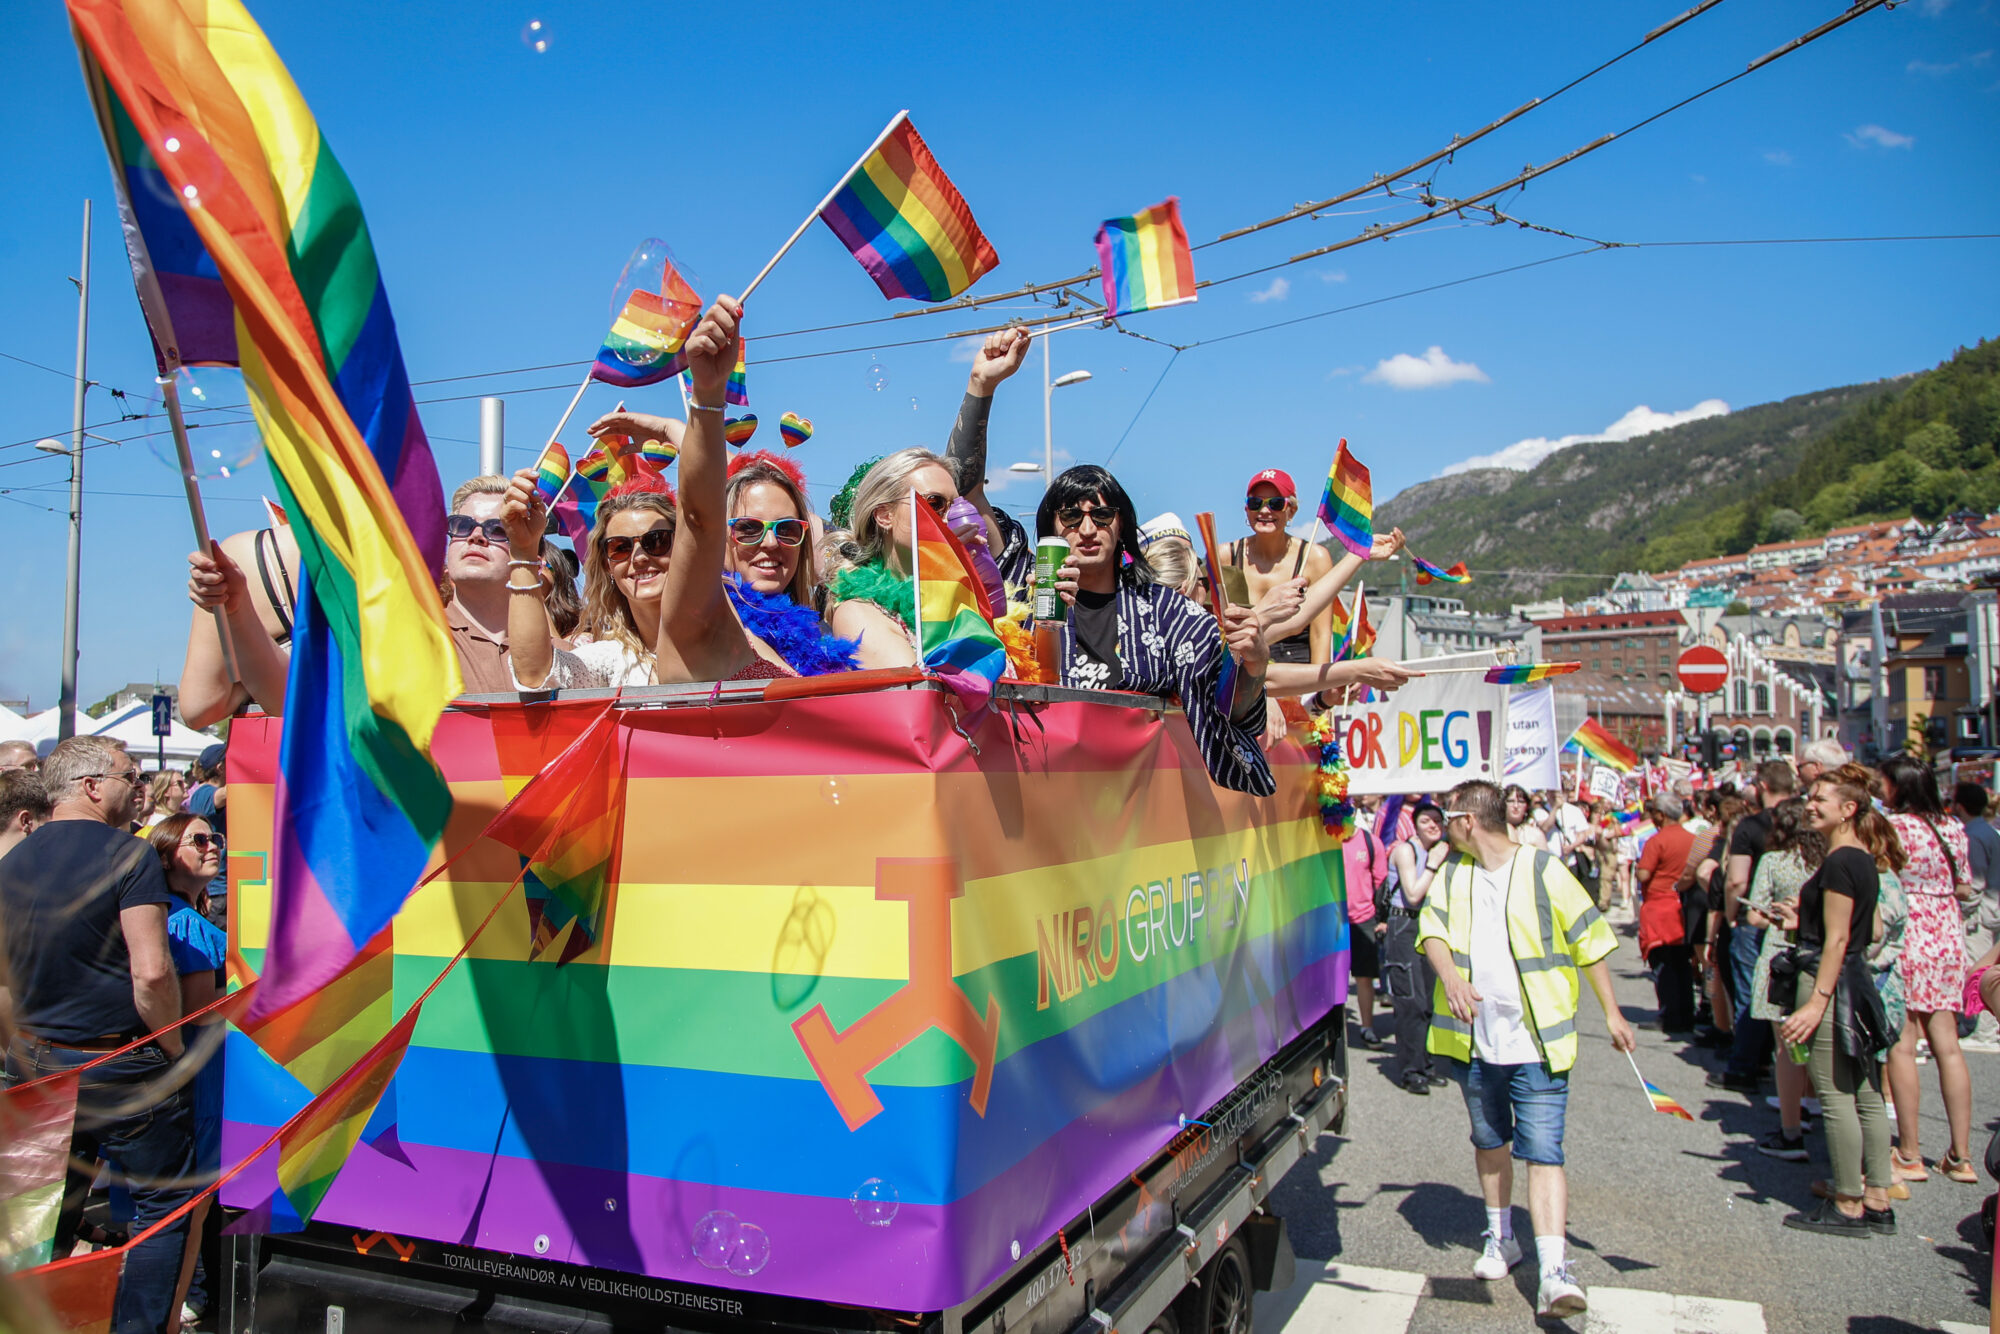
829, 559, 914, 633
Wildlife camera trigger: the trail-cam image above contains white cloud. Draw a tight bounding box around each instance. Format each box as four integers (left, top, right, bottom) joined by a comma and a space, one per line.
1248, 277, 1290, 304
1439, 399, 1730, 476
1846, 123, 1915, 150
949, 336, 985, 364
1318, 269, 1348, 283
1763, 149, 1794, 165
1909, 50, 1991, 75
1363, 346, 1489, 391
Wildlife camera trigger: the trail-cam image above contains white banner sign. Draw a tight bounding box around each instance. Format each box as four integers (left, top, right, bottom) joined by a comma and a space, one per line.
1502, 685, 1560, 791
1332, 673, 1511, 795
1589, 765, 1625, 804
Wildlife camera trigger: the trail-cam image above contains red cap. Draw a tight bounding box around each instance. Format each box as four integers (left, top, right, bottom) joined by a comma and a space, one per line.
1246, 468, 1296, 500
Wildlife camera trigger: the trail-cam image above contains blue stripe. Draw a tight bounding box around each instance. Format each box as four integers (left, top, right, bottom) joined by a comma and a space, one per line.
823, 189, 935, 301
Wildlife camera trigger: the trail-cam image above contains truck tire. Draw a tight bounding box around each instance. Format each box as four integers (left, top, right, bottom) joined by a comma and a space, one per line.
1175, 1237, 1252, 1334
1143, 1309, 1178, 1334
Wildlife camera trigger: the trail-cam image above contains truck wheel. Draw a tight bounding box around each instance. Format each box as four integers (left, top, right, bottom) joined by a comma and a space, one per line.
1143, 1309, 1178, 1334
1175, 1237, 1252, 1334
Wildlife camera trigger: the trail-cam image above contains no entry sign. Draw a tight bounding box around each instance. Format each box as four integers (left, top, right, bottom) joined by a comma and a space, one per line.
1676, 645, 1728, 695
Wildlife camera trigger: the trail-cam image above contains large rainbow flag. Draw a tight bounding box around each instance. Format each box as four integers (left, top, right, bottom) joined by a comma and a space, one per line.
1095, 197, 1197, 317
71, 0, 462, 1027
221, 690, 1347, 1311
1316, 440, 1373, 560
912, 493, 1007, 705
820, 113, 999, 302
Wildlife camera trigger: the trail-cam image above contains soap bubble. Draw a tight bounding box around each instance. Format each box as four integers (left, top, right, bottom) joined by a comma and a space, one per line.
136, 124, 215, 214
149, 367, 262, 480
724, 1223, 770, 1277
864, 360, 889, 392
851, 1178, 900, 1228
605, 237, 697, 367
910, 397, 920, 412
691, 1210, 738, 1269
821, 777, 844, 806
521, 18, 552, 52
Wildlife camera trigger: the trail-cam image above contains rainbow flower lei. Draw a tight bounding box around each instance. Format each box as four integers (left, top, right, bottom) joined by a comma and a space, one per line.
1309, 712, 1356, 841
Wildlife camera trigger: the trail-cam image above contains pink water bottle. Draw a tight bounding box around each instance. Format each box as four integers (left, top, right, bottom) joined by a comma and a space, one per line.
945, 497, 1007, 612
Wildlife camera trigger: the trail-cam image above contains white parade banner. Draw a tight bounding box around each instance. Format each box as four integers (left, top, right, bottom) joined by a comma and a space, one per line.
1502, 685, 1561, 791
1331, 671, 1510, 795
1590, 765, 1625, 803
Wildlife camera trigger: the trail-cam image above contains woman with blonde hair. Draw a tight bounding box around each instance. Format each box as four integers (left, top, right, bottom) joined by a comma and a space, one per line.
821, 446, 986, 669
141, 770, 187, 830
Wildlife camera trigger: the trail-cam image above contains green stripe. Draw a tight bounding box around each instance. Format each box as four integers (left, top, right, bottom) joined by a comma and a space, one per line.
844, 169, 952, 299
284, 138, 380, 374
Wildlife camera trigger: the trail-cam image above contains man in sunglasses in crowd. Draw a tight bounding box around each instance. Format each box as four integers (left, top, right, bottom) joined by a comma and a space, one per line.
1232, 468, 1336, 663
1037, 464, 1282, 795
444, 475, 534, 693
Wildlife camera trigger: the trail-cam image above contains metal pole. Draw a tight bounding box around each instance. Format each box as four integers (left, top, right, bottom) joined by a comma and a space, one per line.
58, 200, 91, 742
1042, 331, 1053, 483
479, 397, 505, 476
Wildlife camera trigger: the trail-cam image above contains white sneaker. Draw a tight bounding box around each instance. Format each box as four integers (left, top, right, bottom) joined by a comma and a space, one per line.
1473, 1230, 1522, 1280
1961, 1033, 2000, 1053
1537, 1263, 1588, 1318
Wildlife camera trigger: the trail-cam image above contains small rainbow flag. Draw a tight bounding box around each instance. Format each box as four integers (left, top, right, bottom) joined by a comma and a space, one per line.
1328, 591, 1373, 663
1193, 512, 1241, 710
1567, 717, 1639, 773
820, 114, 999, 302
1609, 806, 1644, 830
1352, 593, 1376, 659
912, 491, 1008, 708
1413, 555, 1470, 585
592, 270, 702, 388
681, 339, 749, 407
1627, 1052, 1695, 1120
1094, 197, 1197, 317
532, 442, 570, 507
1317, 440, 1373, 560
1484, 662, 1582, 685
486, 705, 625, 964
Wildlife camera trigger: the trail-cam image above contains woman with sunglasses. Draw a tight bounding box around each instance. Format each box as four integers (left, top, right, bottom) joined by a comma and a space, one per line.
1232, 470, 1336, 664
823, 447, 988, 670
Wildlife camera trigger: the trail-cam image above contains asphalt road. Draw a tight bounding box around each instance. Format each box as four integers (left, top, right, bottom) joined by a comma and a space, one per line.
1261, 910, 1997, 1333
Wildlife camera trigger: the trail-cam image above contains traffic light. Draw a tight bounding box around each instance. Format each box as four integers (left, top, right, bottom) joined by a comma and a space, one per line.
1700, 729, 1724, 771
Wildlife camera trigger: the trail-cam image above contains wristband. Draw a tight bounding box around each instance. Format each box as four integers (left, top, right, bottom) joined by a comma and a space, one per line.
689, 401, 726, 415
1814, 985, 1833, 999
506, 558, 545, 571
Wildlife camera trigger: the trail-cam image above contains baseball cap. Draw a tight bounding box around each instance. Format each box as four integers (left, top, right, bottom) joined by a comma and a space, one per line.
1246, 468, 1296, 500
1138, 512, 1192, 550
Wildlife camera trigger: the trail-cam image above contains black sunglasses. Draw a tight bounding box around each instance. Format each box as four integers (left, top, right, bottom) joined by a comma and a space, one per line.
914, 491, 951, 516
603, 529, 673, 562
1055, 505, 1117, 532
1244, 497, 1289, 514
183, 832, 227, 851
729, 517, 808, 548
446, 514, 509, 545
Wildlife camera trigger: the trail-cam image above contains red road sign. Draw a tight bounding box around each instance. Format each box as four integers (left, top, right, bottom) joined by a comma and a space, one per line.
1676, 645, 1729, 695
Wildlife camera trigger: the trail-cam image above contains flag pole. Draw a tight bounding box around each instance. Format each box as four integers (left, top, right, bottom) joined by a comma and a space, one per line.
1623, 1049, 1657, 1108
157, 374, 241, 681
1031, 314, 1109, 339
544, 368, 595, 451
738, 110, 910, 305
909, 489, 923, 647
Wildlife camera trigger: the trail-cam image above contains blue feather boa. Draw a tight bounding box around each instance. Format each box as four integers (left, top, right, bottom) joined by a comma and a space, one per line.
724, 576, 861, 677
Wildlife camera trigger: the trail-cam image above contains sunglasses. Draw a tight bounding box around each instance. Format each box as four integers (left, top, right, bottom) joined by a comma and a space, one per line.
1244, 497, 1290, 514
914, 492, 951, 516
446, 515, 509, 545
183, 832, 227, 851
1054, 505, 1117, 532
1440, 810, 1471, 821
729, 517, 808, 548
603, 529, 674, 563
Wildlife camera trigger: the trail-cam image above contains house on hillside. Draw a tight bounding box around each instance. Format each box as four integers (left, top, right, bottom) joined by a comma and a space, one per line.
1747, 537, 1828, 573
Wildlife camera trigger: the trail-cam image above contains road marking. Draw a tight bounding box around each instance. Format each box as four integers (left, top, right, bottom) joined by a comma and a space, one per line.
1255, 1261, 1424, 1334
1938, 1323, 1985, 1334
1583, 1286, 1767, 1333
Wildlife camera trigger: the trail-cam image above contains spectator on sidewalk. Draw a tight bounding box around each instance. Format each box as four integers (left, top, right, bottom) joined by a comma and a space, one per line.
1419, 779, 1633, 1319
1383, 803, 1451, 1095
1344, 796, 1390, 1050
1953, 782, 1999, 1050
0, 769, 51, 860
1, 736, 194, 1333
1743, 798, 1826, 1162
184, 744, 229, 930
1711, 762, 1798, 1093
1637, 795, 1697, 1034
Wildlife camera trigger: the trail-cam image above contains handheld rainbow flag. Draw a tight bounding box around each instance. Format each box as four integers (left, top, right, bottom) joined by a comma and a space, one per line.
591, 273, 703, 388
1484, 662, 1582, 685
72, 0, 462, 1026
1192, 511, 1241, 710
1094, 197, 1197, 317
1413, 555, 1471, 585
912, 491, 1008, 709
1351, 591, 1376, 659
1609, 806, 1645, 830
532, 442, 570, 507
819, 113, 999, 302
1567, 716, 1640, 773
1625, 1051, 1695, 1121
1317, 439, 1374, 560
682, 340, 749, 407
486, 705, 626, 964
1327, 586, 1370, 663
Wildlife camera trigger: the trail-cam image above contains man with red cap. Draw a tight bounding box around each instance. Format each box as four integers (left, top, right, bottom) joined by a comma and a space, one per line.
1230, 467, 1335, 663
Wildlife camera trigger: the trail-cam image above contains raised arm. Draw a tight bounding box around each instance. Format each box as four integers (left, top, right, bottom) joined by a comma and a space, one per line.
945, 327, 1030, 552
500, 467, 557, 688
1263, 527, 1406, 646
179, 540, 290, 724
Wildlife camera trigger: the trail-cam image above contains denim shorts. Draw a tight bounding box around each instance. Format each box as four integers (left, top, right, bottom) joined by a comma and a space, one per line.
1446, 1056, 1569, 1165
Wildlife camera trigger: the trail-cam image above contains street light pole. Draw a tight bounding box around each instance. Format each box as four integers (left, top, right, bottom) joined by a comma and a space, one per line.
1042, 331, 1053, 483
58, 200, 91, 742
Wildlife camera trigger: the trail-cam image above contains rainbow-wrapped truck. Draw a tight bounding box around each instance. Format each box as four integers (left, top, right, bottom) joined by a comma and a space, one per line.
221, 677, 1350, 1333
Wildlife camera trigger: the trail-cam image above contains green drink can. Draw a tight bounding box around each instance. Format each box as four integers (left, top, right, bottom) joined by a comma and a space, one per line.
1033, 537, 1069, 621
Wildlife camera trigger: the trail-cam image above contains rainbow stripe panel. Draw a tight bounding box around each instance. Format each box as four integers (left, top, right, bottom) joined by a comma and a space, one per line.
1094, 197, 1197, 317
1316, 440, 1373, 560
594, 276, 702, 388
220, 692, 1347, 1311
1483, 662, 1581, 685
73, 0, 461, 1025
532, 442, 570, 507
913, 495, 1006, 698
1412, 556, 1470, 585
820, 114, 999, 303
1568, 717, 1639, 773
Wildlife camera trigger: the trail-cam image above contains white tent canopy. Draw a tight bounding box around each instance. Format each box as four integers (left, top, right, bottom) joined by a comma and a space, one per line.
21, 708, 99, 757
91, 701, 217, 767
0, 702, 27, 744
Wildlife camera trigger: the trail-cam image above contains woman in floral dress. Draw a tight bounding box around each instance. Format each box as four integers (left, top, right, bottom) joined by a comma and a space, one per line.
1878, 756, 1978, 1184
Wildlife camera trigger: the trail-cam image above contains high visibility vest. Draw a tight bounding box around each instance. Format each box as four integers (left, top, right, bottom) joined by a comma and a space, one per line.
1415, 847, 1619, 1073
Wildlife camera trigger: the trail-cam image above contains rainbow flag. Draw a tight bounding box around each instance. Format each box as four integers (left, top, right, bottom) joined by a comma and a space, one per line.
1484, 662, 1582, 685
16, 1243, 125, 1333
532, 442, 570, 507
592, 275, 702, 388
1413, 556, 1470, 585
1192, 511, 1241, 709
72, 0, 462, 1027
1567, 717, 1639, 773
1328, 592, 1373, 663
912, 492, 1008, 708
682, 339, 749, 407
1609, 806, 1644, 830
1352, 593, 1376, 659
1316, 440, 1373, 560
820, 114, 999, 302
1640, 1077, 1694, 1120
1094, 197, 1197, 317
0, 1073, 79, 1268
486, 705, 626, 964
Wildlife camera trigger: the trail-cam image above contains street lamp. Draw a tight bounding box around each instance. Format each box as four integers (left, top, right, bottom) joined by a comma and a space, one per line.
1041, 330, 1093, 484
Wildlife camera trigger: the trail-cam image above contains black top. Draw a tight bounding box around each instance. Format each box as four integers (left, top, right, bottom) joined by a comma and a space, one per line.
1069, 589, 1124, 691
1, 820, 174, 1042
1797, 845, 1880, 961
1728, 809, 1772, 876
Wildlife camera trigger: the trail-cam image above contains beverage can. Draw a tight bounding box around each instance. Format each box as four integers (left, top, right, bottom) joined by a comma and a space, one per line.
1033, 537, 1069, 621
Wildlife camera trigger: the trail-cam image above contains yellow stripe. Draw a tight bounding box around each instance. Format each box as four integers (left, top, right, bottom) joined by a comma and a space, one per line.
1133, 215, 1167, 308
192, 0, 321, 238
858, 153, 971, 295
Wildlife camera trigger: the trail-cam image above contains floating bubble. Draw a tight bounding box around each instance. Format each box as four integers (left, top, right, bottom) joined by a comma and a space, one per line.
692, 1210, 738, 1269
864, 359, 889, 393
521, 18, 552, 52
149, 367, 263, 480
821, 777, 844, 806
851, 1178, 900, 1228
910, 397, 920, 412
724, 1223, 770, 1277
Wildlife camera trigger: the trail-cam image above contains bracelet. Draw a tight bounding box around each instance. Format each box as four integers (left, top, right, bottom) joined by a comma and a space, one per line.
1814, 986, 1833, 999
506, 558, 545, 571
507, 581, 548, 594
689, 401, 726, 415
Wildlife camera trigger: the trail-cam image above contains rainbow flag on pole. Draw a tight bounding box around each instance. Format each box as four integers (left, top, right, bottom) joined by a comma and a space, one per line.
592, 274, 703, 388
531, 442, 570, 506
1484, 662, 1582, 685
71, 0, 462, 1026
1567, 717, 1640, 773
682, 340, 749, 407
912, 493, 1008, 707
1094, 197, 1197, 317
1413, 555, 1470, 585
821, 113, 999, 302
1317, 440, 1374, 559
1627, 1052, 1694, 1120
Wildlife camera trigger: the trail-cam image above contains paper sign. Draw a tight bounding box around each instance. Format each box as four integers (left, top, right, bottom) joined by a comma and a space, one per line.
1590, 765, 1624, 803
1502, 685, 1559, 791
1332, 672, 1510, 795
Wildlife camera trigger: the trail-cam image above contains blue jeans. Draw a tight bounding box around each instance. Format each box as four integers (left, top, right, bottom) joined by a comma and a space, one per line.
6, 1038, 196, 1334
1446, 1056, 1570, 1165
1725, 923, 1774, 1078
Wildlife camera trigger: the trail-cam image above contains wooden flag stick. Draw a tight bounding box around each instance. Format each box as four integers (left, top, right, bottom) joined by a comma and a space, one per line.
739, 110, 910, 305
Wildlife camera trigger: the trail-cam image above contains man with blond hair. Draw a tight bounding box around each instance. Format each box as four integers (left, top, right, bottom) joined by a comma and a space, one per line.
2, 735, 193, 1331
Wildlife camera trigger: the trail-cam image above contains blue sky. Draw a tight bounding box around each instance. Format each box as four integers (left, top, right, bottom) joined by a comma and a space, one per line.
4, 0, 1997, 707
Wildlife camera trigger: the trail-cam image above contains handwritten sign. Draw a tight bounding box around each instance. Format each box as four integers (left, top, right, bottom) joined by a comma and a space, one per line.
1332, 672, 1510, 795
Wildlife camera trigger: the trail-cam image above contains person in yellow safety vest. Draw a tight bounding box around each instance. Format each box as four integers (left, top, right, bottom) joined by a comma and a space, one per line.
1417, 779, 1636, 1323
